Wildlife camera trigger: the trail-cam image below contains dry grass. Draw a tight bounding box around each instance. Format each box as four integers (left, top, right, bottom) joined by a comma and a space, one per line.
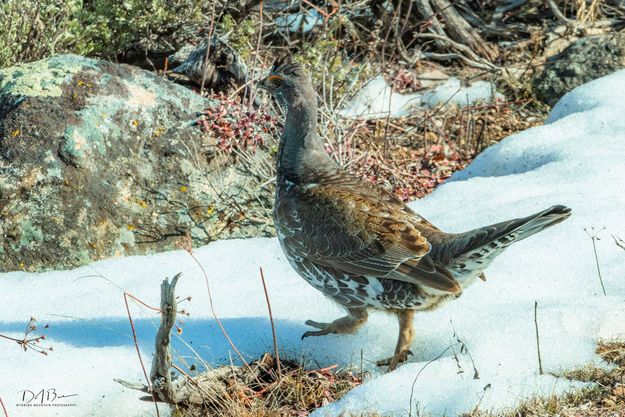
171, 354, 364, 417
166, 339, 625, 417
322, 96, 545, 201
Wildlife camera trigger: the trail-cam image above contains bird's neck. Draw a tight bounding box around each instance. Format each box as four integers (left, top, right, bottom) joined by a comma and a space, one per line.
277, 90, 337, 184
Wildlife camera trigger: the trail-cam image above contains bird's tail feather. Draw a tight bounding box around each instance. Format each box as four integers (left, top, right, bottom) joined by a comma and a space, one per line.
446, 205, 571, 264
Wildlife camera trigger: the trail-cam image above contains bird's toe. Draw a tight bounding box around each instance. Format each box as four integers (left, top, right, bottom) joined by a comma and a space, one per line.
304, 319, 330, 329
301, 320, 336, 339
377, 349, 413, 371
301, 328, 333, 340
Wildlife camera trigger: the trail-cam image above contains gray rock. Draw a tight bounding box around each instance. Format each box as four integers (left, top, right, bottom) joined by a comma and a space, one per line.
533, 33, 625, 107
0, 54, 274, 272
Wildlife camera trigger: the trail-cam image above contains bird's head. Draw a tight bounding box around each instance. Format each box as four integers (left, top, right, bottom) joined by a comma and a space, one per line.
258, 55, 314, 109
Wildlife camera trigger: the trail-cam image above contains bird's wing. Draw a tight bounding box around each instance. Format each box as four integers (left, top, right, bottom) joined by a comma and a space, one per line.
279, 183, 461, 293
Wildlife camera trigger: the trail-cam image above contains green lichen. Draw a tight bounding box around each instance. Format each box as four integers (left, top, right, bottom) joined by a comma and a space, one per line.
55, 57, 208, 165
61, 103, 122, 163
18, 220, 44, 248
46, 166, 63, 179
0, 54, 96, 99
70, 249, 94, 267
114, 227, 136, 247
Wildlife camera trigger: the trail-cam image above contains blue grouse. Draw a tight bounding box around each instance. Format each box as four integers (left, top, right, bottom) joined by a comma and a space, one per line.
259, 57, 571, 371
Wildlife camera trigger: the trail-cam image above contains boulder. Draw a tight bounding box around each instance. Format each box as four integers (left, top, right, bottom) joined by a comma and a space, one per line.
0, 54, 274, 272
533, 33, 625, 107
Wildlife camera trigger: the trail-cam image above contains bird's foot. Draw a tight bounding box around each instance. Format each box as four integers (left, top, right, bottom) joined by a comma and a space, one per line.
301, 309, 369, 340
301, 320, 335, 339
376, 349, 413, 371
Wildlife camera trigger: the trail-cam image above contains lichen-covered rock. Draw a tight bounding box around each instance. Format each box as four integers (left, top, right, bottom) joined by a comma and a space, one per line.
0, 54, 274, 272
533, 34, 625, 107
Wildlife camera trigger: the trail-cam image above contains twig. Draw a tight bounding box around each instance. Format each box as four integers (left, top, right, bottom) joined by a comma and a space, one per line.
301, 0, 338, 23
0, 395, 8, 417
491, 0, 528, 23
259, 267, 282, 379
247, 0, 264, 109
534, 300, 544, 375
408, 344, 457, 416
382, 79, 393, 158
125, 293, 161, 312
200, 0, 217, 95
313, 364, 339, 373
0, 317, 51, 355
584, 227, 607, 296
360, 349, 364, 382
546, 0, 575, 28
450, 319, 479, 379
470, 383, 492, 415
123, 292, 160, 417
612, 234, 625, 251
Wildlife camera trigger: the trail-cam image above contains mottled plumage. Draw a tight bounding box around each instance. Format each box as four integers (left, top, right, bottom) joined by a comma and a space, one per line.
259, 57, 571, 370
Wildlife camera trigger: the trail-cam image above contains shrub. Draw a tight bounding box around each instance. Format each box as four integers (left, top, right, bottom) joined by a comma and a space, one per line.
0, 0, 209, 69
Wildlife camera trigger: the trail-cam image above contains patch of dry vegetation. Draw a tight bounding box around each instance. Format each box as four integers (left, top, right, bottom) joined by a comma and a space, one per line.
171, 354, 363, 417
464, 340, 625, 417
323, 96, 545, 201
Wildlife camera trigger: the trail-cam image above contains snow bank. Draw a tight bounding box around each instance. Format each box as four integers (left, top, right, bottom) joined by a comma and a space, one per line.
339, 76, 504, 119
1, 70, 625, 417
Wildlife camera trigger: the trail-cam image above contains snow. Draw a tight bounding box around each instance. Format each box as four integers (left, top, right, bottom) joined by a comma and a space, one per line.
422, 78, 504, 109
2, 70, 625, 417
274, 9, 323, 33
338, 75, 504, 119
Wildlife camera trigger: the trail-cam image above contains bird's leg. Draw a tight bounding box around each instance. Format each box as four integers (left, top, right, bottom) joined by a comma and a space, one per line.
377, 309, 415, 371
301, 307, 368, 339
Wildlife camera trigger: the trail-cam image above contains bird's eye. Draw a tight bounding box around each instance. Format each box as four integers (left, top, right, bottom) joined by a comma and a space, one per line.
270, 77, 283, 88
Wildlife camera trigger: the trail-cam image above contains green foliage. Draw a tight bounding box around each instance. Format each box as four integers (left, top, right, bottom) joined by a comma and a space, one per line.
77, 0, 207, 57
0, 0, 208, 69
218, 14, 256, 59
0, 0, 85, 67
295, 32, 371, 104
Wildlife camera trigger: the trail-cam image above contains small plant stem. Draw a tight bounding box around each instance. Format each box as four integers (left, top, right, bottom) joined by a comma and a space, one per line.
0, 395, 8, 417
360, 349, 364, 382
534, 300, 543, 375
199, 0, 217, 95
247, 0, 264, 109
123, 292, 160, 417
187, 250, 261, 384
409, 344, 456, 417
591, 236, 607, 296
585, 228, 607, 296
0, 318, 51, 354
613, 234, 625, 250
259, 267, 282, 379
